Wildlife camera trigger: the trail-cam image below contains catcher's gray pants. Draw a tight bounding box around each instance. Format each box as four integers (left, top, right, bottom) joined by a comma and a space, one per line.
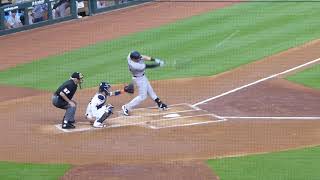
52, 95, 76, 124
125, 75, 157, 110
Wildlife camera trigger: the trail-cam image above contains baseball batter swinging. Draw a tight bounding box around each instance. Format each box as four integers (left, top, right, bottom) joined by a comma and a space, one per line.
122, 51, 167, 116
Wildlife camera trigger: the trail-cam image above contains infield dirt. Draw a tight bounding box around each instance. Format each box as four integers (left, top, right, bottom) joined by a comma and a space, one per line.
1, 1, 320, 180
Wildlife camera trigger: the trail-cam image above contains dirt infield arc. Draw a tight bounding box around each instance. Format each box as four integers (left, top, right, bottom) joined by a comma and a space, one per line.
1, 1, 320, 180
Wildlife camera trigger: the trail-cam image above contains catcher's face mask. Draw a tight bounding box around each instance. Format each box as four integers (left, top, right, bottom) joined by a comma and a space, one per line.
99, 82, 111, 95
71, 72, 84, 88
78, 73, 84, 83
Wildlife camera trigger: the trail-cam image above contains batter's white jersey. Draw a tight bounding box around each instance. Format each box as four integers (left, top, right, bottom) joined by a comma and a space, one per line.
127, 53, 146, 77
86, 93, 108, 120
125, 53, 158, 110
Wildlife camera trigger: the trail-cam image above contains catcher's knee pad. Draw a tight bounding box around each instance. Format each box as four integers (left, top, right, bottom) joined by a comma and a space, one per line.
106, 104, 114, 114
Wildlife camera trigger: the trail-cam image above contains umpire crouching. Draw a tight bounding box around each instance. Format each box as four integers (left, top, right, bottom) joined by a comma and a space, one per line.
52, 72, 84, 129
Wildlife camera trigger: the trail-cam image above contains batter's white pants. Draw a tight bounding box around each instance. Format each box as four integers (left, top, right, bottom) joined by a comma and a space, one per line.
126, 75, 157, 110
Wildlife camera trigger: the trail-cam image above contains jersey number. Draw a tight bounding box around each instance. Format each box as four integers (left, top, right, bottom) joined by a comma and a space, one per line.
63, 88, 70, 94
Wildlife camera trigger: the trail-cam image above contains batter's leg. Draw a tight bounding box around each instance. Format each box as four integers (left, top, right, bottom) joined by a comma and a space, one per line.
125, 77, 148, 111
145, 77, 167, 110
145, 77, 157, 100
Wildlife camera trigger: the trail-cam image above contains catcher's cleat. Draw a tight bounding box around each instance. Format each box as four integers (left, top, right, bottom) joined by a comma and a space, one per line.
122, 105, 129, 116
158, 103, 168, 110
93, 121, 106, 128
62, 123, 75, 129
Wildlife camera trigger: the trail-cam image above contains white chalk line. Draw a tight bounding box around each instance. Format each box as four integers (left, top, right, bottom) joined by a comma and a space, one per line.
222, 116, 320, 120
117, 109, 199, 118
54, 113, 225, 133
54, 103, 227, 132
215, 30, 239, 48
109, 113, 222, 128
54, 124, 92, 133
114, 103, 201, 118
192, 57, 320, 107
148, 119, 227, 129
185, 103, 226, 120
134, 103, 193, 110
169, 31, 239, 69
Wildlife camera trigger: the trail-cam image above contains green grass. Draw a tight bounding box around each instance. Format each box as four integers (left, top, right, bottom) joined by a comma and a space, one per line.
0, 161, 71, 180
286, 64, 320, 89
207, 146, 320, 180
1, 2, 320, 90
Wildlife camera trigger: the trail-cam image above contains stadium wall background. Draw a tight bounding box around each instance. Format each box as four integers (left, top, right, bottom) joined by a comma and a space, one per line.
0, 0, 152, 36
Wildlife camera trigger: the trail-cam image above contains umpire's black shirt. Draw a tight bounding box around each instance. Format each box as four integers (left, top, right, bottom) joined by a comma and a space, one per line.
55, 79, 78, 101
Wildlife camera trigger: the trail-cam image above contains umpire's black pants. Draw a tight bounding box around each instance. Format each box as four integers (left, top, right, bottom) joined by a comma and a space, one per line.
52, 95, 76, 124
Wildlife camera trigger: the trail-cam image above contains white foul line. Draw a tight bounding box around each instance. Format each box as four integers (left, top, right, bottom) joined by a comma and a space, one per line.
192, 57, 320, 107
222, 116, 320, 120
148, 119, 227, 129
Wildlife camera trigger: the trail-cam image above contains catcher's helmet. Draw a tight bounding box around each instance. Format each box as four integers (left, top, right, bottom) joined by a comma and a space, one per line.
99, 82, 111, 93
130, 51, 142, 60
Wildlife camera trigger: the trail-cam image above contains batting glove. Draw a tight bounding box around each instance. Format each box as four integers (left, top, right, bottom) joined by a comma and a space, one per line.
155, 59, 165, 67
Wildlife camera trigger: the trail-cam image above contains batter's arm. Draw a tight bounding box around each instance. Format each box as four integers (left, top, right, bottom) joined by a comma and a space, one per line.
141, 55, 154, 61
142, 55, 164, 67
146, 63, 160, 68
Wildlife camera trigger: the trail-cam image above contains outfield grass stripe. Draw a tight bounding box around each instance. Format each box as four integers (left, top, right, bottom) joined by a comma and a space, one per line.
286, 64, 320, 89
0, 161, 70, 180
207, 146, 320, 180
1, 2, 320, 90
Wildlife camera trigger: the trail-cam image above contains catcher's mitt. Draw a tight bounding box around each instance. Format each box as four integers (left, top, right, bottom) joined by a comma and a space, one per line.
124, 83, 134, 94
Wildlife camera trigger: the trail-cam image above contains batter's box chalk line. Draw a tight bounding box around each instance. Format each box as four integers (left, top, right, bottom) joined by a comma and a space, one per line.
221, 116, 320, 120
53, 103, 226, 133
115, 103, 200, 117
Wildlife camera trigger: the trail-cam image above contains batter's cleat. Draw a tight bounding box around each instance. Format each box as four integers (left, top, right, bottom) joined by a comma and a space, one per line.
93, 121, 106, 128
122, 105, 129, 116
62, 123, 75, 129
158, 103, 168, 110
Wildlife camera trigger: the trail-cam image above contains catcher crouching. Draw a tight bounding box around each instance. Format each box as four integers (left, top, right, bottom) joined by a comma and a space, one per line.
85, 82, 121, 128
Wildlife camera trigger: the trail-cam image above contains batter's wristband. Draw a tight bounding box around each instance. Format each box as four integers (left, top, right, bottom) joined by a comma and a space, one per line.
150, 57, 155, 61
146, 63, 160, 68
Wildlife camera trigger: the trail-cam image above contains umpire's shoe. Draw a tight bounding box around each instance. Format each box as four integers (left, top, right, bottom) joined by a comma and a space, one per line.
62, 123, 75, 129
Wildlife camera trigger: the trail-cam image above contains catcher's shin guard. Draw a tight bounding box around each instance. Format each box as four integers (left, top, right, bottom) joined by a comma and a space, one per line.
97, 109, 112, 123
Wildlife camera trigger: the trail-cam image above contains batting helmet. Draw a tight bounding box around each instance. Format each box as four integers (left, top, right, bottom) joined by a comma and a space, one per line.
99, 82, 111, 93
130, 51, 142, 60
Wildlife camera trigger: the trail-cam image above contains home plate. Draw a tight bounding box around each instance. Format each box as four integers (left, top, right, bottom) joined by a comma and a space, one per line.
163, 113, 181, 118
